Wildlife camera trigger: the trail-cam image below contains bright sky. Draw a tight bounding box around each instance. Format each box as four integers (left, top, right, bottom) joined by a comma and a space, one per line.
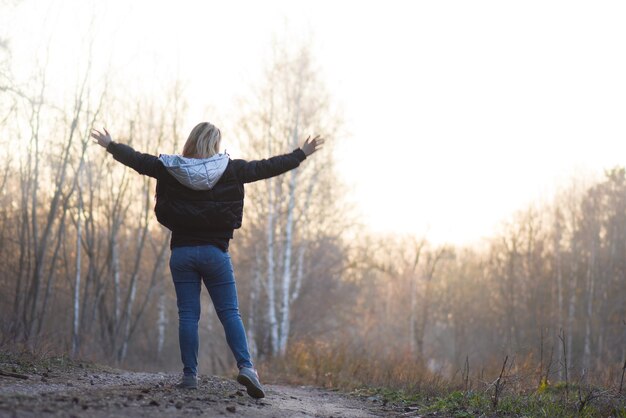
3, 0, 626, 245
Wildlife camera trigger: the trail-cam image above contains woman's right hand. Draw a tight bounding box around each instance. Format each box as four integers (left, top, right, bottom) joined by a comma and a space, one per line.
301, 135, 325, 157
90, 128, 113, 148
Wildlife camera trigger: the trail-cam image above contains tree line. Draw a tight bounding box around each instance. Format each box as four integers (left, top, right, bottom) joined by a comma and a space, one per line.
350, 170, 625, 381
0, 33, 623, 382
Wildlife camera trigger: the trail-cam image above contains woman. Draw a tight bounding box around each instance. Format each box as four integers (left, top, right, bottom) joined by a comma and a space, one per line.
91, 122, 324, 398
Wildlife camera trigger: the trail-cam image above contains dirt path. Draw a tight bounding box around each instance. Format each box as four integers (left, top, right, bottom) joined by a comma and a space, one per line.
0, 362, 419, 417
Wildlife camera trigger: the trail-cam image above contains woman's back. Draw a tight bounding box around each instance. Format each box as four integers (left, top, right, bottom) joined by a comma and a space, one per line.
104, 140, 307, 251
90, 123, 324, 397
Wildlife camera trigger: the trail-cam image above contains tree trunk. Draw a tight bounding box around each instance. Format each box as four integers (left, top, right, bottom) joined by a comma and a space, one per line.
113, 238, 121, 331
117, 184, 151, 363
36, 207, 68, 337
118, 277, 137, 362
555, 237, 563, 380
247, 251, 262, 360
291, 244, 306, 302
25, 79, 43, 343
566, 241, 578, 377
408, 242, 423, 355
266, 175, 279, 355
409, 272, 417, 355
72, 203, 82, 357
278, 159, 298, 356
156, 283, 166, 358
583, 234, 596, 370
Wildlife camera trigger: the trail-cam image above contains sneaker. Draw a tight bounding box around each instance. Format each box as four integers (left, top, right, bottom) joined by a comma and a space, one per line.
236, 367, 265, 399
175, 374, 198, 389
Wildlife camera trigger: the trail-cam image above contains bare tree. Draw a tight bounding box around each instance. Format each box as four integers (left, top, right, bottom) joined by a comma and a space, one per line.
234, 41, 344, 358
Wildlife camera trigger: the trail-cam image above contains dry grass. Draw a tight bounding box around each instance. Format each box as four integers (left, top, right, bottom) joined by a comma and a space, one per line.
263, 339, 453, 395
261, 339, 626, 417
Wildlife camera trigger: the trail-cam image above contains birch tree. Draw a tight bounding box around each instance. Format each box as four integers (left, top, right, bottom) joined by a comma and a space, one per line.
234, 41, 344, 357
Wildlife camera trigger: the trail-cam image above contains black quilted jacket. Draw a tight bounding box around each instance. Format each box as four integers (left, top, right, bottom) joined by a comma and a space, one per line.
106, 142, 307, 250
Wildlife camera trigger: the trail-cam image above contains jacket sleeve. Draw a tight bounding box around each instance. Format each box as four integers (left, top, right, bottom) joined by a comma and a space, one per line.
106, 141, 162, 179
231, 148, 307, 184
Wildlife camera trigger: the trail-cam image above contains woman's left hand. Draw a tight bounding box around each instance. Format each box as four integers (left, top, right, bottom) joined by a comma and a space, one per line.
90, 128, 113, 148
301, 135, 325, 157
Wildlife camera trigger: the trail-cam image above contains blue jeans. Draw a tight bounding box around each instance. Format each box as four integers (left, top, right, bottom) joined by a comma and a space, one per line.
169, 244, 253, 376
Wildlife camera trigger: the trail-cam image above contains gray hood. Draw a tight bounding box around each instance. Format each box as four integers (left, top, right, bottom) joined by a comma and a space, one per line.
158, 153, 229, 190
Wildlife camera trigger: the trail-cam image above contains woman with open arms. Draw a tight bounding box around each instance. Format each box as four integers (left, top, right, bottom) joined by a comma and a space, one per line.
91, 122, 324, 398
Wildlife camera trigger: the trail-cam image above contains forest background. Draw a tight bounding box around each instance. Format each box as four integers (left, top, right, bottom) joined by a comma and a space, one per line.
0, 1, 625, 411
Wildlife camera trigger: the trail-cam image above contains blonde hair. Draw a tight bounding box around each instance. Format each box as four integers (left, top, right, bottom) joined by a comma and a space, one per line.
182, 122, 221, 158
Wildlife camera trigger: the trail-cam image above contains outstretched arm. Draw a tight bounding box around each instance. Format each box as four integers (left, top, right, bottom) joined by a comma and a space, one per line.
234, 135, 325, 183
91, 128, 162, 179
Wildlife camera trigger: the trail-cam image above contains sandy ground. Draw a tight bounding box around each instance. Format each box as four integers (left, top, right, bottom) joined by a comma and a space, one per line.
0, 362, 422, 417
